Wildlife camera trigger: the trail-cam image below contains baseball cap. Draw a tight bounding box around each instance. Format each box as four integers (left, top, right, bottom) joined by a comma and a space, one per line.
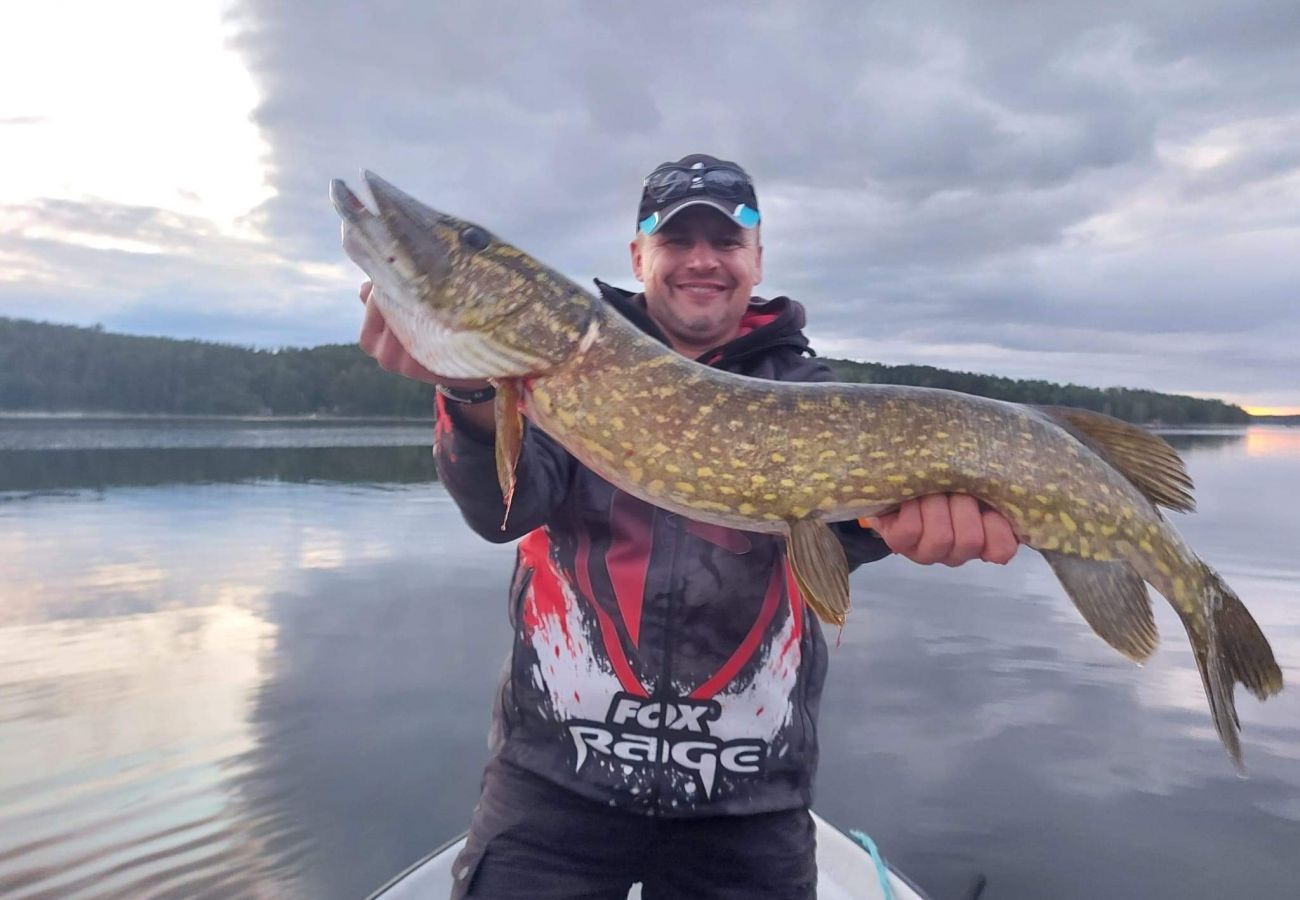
636, 153, 761, 236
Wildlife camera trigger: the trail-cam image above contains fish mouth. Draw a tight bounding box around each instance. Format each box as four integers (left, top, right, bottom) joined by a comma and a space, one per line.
330, 171, 455, 285
331, 172, 560, 379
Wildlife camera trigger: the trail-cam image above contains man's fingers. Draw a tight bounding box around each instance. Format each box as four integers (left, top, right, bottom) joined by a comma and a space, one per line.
911, 494, 957, 564
980, 508, 1020, 564
945, 494, 986, 566
359, 295, 388, 353
359, 280, 373, 303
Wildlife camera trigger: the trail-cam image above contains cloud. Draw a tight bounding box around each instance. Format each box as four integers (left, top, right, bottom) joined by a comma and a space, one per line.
4, 0, 1298, 407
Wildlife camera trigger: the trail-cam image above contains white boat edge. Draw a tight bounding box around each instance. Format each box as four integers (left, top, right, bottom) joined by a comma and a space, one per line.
368, 811, 932, 900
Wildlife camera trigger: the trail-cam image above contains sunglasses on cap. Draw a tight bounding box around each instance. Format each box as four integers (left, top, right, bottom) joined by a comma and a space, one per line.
642, 163, 756, 205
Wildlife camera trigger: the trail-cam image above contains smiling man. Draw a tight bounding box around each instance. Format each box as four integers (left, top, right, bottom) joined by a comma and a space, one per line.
358, 154, 1018, 898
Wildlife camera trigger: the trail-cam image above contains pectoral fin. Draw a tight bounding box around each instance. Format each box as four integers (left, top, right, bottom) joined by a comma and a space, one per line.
786, 519, 851, 627
1041, 550, 1158, 662
494, 379, 524, 529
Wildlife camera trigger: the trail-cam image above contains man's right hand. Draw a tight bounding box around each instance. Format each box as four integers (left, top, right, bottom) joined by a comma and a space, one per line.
358, 281, 497, 435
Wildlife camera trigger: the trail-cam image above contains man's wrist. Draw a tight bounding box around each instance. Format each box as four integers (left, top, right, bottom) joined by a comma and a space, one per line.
435, 383, 496, 404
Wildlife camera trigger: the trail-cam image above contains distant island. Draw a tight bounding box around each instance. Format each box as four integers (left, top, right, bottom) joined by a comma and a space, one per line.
0, 316, 1252, 426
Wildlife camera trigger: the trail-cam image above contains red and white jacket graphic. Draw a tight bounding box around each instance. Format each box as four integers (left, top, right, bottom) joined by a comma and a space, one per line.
434, 283, 890, 816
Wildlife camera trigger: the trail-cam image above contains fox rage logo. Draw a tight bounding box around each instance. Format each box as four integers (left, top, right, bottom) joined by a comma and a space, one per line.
567, 693, 765, 798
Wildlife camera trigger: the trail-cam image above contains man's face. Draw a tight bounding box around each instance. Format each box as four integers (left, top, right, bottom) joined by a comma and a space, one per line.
629, 206, 763, 356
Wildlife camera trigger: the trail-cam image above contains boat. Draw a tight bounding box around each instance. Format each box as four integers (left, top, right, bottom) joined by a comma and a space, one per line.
368, 811, 938, 899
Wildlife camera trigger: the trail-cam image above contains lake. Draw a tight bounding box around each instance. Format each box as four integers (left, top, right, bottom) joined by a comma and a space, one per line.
1, 417, 1297, 899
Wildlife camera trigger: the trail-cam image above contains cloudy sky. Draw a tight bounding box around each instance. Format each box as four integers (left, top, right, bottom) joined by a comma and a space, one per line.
3, 0, 1297, 412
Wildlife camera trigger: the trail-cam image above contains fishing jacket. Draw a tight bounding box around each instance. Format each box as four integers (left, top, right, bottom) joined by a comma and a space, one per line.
433, 281, 890, 817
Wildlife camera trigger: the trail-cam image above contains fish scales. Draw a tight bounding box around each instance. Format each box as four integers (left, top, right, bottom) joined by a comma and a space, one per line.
330, 172, 1283, 767
527, 305, 1139, 541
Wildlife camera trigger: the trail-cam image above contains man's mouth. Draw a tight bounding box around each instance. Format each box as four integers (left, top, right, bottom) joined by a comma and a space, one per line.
675, 281, 728, 298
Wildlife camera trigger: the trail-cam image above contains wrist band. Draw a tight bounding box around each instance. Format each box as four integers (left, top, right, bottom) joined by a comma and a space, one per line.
435, 383, 497, 404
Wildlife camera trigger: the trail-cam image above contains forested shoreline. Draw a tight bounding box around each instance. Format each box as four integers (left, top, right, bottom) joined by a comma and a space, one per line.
1, 316, 1251, 425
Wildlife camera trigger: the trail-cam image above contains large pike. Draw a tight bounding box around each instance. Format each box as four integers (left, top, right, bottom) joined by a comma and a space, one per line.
330, 171, 1282, 765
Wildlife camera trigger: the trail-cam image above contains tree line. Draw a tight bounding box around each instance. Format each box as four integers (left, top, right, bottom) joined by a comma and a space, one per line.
1, 316, 1249, 424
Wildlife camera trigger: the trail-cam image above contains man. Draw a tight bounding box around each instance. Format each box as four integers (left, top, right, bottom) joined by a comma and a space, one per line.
359, 154, 1018, 899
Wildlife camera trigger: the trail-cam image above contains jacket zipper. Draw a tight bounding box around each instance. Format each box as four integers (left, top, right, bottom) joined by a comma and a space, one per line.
652, 517, 686, 814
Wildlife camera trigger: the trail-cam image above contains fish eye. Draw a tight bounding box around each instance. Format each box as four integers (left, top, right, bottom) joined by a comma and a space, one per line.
460, 226, 491, 252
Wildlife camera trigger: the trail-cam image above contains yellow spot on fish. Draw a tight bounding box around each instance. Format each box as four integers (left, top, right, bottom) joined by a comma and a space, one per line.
738, 503, 756, 515
791, 505, 811, 518
812, 472, 831, 481
1059, 511, 1077, 532
698, 405, 713, 415
1010, 485, 1027, 496
1035, 495, 1050, 505
719, 485, 736, 495
791, 439, 807, 449
888, 474, 907, 483
819, 450, 837, 461
1101, 525, 1117, 537
665, 463, 681, 474
869, 451, 888, 459
771, 452, 787, 463
818, 497, 837, 511
849, 468, 868, 477
1078, 538, 1091, 558
751, 474, 768, 486
935, 431, 950, 439
780, 478, 796, 488
675, 482, 695, 494
763, 512, 782, 521
698, 466, 715, 478
648, 479, 665, 494
1156, 560, 1172, 576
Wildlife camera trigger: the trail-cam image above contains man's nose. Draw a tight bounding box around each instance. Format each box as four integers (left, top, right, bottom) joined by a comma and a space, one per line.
684, 240, 719, 269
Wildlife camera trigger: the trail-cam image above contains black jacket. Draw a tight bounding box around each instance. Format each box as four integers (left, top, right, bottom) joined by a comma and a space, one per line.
434, 282, 890, 816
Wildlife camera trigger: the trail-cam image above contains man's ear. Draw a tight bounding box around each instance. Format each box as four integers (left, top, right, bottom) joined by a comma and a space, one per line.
754, 241, 763, 286
629, 236, 645, 283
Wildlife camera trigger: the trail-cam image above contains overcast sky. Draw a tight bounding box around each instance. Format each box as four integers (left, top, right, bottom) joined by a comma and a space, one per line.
3, 0, 1297, 411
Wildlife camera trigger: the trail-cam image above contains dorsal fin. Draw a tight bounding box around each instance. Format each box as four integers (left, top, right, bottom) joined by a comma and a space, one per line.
1034, 405, 1195, 512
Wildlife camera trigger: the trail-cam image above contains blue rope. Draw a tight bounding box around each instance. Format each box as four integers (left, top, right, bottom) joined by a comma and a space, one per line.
848, 829, 895, 900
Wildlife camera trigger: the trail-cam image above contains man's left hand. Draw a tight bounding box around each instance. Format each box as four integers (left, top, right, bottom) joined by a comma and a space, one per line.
863, 494, 1020, 566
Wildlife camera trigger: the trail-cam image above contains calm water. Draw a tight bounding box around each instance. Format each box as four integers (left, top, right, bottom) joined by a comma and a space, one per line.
1, 417, 1298, 899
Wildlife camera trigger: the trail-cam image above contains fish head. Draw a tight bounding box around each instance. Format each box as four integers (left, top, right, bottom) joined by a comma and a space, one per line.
331, 171, 595, 380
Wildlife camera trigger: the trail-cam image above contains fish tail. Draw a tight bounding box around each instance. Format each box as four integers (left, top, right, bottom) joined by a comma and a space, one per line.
1179, 563, 1284, 766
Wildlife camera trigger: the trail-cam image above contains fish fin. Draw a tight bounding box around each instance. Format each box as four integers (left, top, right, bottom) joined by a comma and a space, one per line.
1041, 550, 1158, 662
1034, 405, 1195, 513
786, 519, 851, 627
1172, 563, 1282, 768
494, 380, 524, 530
1200, 562, 1284, 701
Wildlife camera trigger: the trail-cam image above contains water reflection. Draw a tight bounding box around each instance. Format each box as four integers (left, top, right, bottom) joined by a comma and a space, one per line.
0, 423, 1298, 899
0, 446, 435, 493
